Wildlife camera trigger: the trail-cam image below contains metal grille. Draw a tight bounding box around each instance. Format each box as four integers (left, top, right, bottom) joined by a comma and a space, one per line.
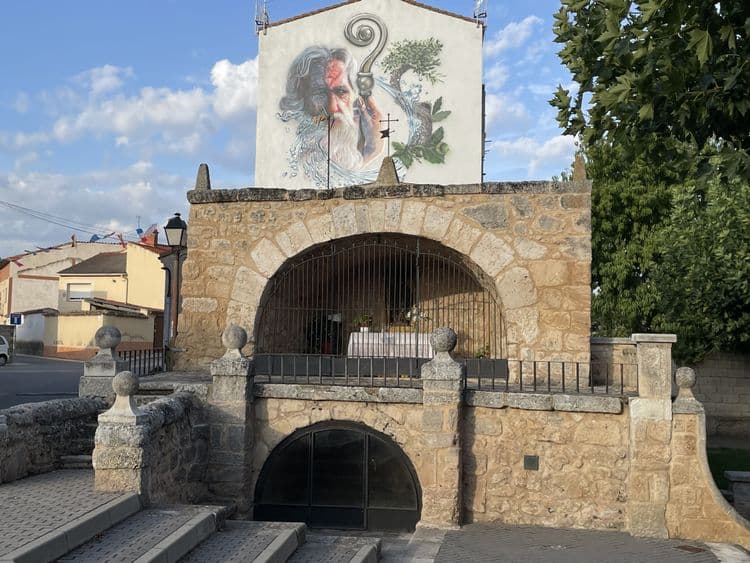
120, 348, 165, 376
255, 234, 503, 384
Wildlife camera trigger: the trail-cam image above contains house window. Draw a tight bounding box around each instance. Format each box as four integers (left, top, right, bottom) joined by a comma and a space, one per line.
67, 283, 93, 301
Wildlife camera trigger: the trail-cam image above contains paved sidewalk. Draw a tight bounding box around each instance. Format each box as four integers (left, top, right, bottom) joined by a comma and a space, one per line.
0, 470, 121, 558
435, 524, 743, 563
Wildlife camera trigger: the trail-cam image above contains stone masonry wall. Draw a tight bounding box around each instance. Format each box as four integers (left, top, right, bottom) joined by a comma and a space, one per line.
692, 351, 750, 438
463, 405, 629, 530
253, 396, 425, 505
94, 393, 208, 505
667, 412, 750, 548
177, 181, 591, 370
0, 397, 107, 483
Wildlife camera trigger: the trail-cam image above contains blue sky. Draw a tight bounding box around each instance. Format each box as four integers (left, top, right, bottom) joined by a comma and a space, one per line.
0, 0, 574, 257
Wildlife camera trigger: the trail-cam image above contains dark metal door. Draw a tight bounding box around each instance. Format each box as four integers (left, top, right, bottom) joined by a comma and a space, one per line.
255, 423, 421, 531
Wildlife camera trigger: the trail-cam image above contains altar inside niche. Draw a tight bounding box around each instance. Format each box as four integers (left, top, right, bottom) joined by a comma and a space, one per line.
253, 233, 503, 379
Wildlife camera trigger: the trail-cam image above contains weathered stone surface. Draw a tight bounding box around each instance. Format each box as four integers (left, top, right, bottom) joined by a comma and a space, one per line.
497, 267, 537, 310
463, 203, 509, 230
470, 233, 514, 277
93, 393, 207, 504
182, 297, 218, 313
552, 394, 623, 414
0, 397, 107, 484
422, 206, 454, 240
250, 238, 286, 278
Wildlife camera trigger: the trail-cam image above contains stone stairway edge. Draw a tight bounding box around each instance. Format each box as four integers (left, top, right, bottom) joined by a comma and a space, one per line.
133, 505, 233, 563
0, 493, 142, 563
253, 524, 307, 563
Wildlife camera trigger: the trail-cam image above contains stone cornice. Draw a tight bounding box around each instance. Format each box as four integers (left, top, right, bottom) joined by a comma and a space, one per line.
187, 181, 592, 205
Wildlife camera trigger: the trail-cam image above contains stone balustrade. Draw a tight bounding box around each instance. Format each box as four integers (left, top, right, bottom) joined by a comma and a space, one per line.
93, 371, 208, 505
0, 397, 107, 484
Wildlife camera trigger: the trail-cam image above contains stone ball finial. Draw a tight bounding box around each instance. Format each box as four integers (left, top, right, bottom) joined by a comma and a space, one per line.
95, 326, 122, 351
675, 367, 696, 390
431, 327, 457, 353
112, 371, 138, 397
222, 324, 248, 352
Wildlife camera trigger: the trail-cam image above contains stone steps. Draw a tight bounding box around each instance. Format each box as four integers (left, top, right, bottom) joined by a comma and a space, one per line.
179, 522, 381, 562
59, 455, 92, 470
56, 504, 231, 563
288, 533, 381, 562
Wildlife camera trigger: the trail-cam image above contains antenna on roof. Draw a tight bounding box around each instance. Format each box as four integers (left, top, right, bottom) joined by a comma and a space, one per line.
474, 0, 488, 28
254, 0, 270, 35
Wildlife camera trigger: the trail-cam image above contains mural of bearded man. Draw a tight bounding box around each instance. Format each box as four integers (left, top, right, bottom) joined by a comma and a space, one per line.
279, 46, 385, 187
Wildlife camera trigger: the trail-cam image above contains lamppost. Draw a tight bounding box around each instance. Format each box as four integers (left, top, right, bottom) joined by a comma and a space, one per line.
163, 213, 187, 346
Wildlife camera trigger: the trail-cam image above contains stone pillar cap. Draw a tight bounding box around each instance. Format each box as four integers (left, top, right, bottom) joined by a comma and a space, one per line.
631, 333, 677, 343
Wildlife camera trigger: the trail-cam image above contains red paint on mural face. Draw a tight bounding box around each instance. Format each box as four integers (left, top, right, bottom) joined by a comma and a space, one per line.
325, 59, 353, 116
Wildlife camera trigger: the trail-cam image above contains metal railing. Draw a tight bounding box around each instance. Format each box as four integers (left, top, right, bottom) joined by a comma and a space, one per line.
254, 354, 637, 396
464, 359, 638, 396
254, 353, 426, 388
121, 348, 165, 376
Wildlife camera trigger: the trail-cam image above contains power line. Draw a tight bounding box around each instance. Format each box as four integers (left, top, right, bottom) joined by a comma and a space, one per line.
0, 200, 141, 242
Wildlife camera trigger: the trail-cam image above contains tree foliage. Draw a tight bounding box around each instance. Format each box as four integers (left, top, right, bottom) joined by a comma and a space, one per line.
652, 176, 750, 361
553, 1, 750, 362
551, 0, 750, 181
381, 38, 444, 85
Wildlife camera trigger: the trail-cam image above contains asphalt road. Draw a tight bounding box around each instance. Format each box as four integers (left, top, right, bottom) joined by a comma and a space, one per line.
0, 355, 82, 410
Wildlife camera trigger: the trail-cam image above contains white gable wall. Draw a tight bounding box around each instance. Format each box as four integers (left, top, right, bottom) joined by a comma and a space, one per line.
256, 0, 483, 189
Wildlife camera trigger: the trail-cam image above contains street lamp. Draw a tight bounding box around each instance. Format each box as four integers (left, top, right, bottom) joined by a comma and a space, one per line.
164, 213, 188, 248
163, 213, 187, 355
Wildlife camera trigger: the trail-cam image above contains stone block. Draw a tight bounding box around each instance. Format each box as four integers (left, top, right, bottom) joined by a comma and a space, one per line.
384, 200, 402, 231
422, 206, 454, 240
444, 219, 482, 255
422, 409, 444, 432
529, 261, 569, 287
182, 297, 218, 313
470, 233, 514, 277
250, 238, 286, 277
400, 201, 426, 235
513, 238, 547, 260
497, 267, 537, 310
231, 267, 266, 305
306, 213, 335, 243
463, 203, 509, 230
627, 502, 668, 538
275, 221, 313, 257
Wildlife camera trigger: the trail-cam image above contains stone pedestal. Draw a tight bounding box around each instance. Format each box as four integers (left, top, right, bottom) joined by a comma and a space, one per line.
93, 371, 150, 497
626, 333, 676, 538
80, 326, 129, 399
207, 325, 255, 513
419, 327, 464, 528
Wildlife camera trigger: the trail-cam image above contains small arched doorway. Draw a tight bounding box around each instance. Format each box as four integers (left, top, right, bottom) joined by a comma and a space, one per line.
254, 422, 421, 531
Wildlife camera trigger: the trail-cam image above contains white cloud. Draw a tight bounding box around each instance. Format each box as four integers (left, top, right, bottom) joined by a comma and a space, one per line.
211, 58, 259, 118
491, 135, 576, 176
75, 65, 135, 97
485, 93, 530, 129
484, 63, 509, 91
0, 163, 189, 257
484, 16, 544, 57
41, 58, 258, 159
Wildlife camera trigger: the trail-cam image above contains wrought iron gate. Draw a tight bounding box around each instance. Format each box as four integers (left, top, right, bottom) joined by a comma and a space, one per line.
254, 234, 504, 384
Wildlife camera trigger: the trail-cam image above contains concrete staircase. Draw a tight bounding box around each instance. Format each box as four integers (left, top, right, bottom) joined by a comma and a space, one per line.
11, 493, 380, 563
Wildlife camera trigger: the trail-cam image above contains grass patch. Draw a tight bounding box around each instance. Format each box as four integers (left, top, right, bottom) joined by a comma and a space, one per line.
707, 447, 750, 490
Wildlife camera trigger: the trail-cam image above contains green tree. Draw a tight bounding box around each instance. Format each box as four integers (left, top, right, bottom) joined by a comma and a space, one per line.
551, 0, 750, 181
651, 176, 750, 362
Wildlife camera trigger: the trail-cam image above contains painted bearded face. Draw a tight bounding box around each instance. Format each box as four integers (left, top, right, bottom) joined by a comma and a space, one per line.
324, 59, 364, 169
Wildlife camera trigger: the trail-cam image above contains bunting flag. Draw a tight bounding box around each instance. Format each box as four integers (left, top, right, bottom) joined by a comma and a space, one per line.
117, 233, 127, 248
89, 235, 100, 243
139, 224, 158, 243
13, 260, 24, 267
380, 128, 390, 139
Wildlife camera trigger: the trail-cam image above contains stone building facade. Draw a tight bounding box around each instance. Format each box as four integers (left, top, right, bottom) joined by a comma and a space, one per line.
175, 179, 591, 371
